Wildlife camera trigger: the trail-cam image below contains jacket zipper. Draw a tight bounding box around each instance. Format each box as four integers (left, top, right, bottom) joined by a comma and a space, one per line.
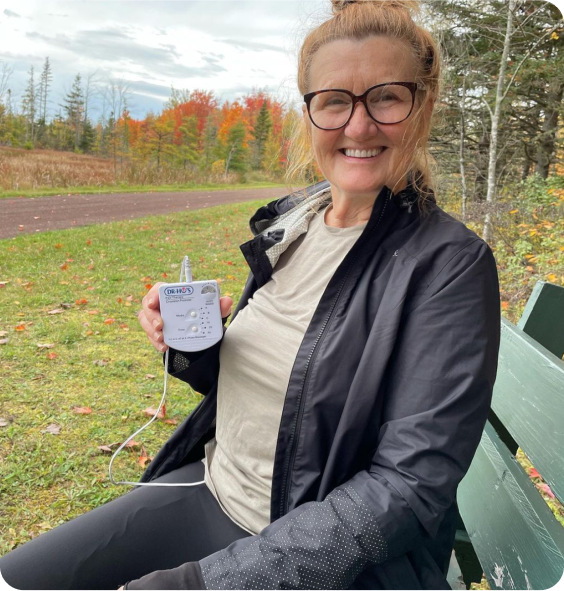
279, 196, 390, 516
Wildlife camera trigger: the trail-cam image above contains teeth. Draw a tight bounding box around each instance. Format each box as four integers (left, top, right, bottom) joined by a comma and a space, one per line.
344, 148, 384, 158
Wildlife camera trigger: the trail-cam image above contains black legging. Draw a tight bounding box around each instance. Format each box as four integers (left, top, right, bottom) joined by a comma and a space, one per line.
0, 461, 251, 590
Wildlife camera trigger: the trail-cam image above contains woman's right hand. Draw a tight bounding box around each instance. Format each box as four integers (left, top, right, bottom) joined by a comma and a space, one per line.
138, 281, 233, 353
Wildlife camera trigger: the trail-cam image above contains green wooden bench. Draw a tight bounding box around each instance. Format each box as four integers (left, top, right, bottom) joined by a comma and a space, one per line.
446, 281, 564, 590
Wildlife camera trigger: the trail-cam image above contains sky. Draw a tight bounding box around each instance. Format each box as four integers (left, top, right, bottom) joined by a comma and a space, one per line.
0, 0, 328, 121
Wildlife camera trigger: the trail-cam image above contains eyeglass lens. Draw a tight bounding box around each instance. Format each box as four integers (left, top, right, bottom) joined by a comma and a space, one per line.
309, 84, 413, 129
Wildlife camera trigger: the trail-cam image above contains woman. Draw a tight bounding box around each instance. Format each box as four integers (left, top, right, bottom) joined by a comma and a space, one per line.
0, 1, 500, 589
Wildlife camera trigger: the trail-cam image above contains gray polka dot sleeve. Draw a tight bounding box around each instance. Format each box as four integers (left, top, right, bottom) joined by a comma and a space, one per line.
199, 485, 388, 590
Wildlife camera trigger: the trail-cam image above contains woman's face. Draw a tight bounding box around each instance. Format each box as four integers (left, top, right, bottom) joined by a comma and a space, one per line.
303, 36, 424, 200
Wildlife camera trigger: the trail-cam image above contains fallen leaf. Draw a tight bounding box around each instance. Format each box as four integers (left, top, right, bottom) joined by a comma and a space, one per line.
501, 301, 509, 311
143, 407, 165, 420
0, 331, 8, 337
85, 330, 94, 336
14, 324, 26, 331
126, 295, 134, 301
0, 418, 9, 427
0, 281, 10, 287
164, 419, 178, 425
0, 339, 8, 345
18, 225, 24, 231
540, 483, 556, 499
46, 352, 57, 360
42, 424, 61, 435
145, 374, 156, 380
36, 343, 55, 349
138, 454, 152, 467
104, 318, 115, 325
48, 308, 64, 315
87, 310, 99, 315
54, 244, 64, 249
97, 445, 113, 453
125, 301, 132, 307
528, 467, 541, 479
117, 297, 123, 303
93, 359, 109, 366
73, 406, 92, 415
60, 263, 69, 271
61, 303, 73, 309
75, 298, 88, 306
86, 239, 92, 246
145, 283, 153, 290
124, 440, 141, 449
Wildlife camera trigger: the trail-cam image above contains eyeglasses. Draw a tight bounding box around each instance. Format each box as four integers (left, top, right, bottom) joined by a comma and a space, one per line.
303, 82, 421, 130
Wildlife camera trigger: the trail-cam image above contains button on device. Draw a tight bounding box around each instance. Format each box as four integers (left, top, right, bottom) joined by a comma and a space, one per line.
191, 325, 199, 332
189, 310, 197, 318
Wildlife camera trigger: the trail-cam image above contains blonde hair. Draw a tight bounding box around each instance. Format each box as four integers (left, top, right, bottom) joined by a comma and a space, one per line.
284, 0, 442, 215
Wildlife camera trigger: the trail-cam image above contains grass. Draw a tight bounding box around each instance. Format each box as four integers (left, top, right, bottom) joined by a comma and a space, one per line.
0, 181, 286, 200
1, 184, 563, 575
0, 198, 265, 554
0, 146, 286, 198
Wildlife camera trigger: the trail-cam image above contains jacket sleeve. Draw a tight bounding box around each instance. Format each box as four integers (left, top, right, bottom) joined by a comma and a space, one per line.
161, 315, 230, 395
142, 239, 501, 590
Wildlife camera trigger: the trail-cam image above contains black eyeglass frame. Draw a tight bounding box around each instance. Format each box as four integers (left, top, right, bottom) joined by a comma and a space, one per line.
303, 81, 422, 130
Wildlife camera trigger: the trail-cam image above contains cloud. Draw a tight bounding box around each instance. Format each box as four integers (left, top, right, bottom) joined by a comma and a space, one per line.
47, 13, 69, 18
122, 79, 173, 99
25, 27, 227, 79
3, 9, 21, 18
218, 38, 285, 53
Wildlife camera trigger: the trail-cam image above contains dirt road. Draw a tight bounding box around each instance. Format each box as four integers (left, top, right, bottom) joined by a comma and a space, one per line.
0, 187, 285, 240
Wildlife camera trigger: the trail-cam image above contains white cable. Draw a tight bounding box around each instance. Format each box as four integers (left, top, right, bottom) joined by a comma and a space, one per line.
109, 256, 205, 488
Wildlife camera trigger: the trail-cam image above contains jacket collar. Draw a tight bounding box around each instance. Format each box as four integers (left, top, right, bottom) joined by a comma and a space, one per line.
239, 174, 433, 287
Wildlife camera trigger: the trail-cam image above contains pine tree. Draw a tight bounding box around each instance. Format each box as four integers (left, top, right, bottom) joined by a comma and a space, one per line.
251, 100, 272, 170
62, 74, 84, 151
224, 121, 248, 176
21, 66, 37, 146
37, 57, 52, 124
80, 118, 95, 152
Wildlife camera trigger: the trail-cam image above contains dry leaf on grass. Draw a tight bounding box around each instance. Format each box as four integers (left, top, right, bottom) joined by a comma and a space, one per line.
48, 308, 64, 315
14, 325, 26, 331
42, 424, 61, 435
36, 343, 55, 349
46, 352, 57, 360
0, 339, 8, 345
73, 406, 92, 415
93, 359, 109, 367
143, 406, 165, 419
0, 418, 9, 427
164, 419, 178, 425
0, 330, 8, 337
145, 374, 156, 380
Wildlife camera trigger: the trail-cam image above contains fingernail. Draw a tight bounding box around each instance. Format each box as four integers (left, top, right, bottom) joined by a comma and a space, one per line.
154, 332, 160, 340
160, 344, 166, 351
148, 298, 154, 306
152, 319, 159, 328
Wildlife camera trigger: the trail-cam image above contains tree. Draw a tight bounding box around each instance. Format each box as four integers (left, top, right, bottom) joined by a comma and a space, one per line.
62, 74, 85, 150
21, 66, 38, 145
201, 114, 219, 171
251, 100, 272, 169
37, 57, 53, 124
175, 115, 199, 169
224, 121, 248, 176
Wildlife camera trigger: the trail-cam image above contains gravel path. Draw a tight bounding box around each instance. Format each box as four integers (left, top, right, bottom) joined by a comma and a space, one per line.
0, 187, 285, 240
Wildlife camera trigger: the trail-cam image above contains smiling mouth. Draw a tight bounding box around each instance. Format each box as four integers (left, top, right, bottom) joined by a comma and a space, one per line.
340, 147, 387, 159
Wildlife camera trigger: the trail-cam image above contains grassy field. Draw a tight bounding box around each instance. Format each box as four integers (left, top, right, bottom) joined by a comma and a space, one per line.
1, 183, 563, 582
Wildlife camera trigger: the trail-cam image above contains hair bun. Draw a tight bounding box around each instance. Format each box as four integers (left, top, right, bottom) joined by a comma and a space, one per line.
331, 0, 420, 17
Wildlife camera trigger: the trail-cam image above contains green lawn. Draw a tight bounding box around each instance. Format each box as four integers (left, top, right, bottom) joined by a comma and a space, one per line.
0, 198, 265, 554
0, 181, 286, 199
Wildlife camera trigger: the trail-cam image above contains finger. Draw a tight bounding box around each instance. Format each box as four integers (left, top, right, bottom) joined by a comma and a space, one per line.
220, 296, 233, 319
139, 309, 165, 345
144, 282, 166, 310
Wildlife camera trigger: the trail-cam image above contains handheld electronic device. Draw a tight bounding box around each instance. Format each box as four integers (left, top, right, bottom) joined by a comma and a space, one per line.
109, 256, 221, 488
158, 257, 223, 353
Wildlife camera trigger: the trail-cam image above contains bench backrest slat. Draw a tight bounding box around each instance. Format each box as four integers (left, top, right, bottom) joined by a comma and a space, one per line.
490, 319, 564, 503
458, 420, 564, 590
518, 281, 564, 360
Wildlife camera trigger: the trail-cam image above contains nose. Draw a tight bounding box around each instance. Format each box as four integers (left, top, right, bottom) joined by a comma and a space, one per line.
344, 101, 379, 139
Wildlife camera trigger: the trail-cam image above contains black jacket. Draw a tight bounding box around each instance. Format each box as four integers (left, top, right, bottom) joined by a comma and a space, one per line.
136, 179, 501, 589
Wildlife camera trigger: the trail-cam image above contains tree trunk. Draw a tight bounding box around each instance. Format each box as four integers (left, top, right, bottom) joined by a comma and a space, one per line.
535, 75, 564, 178
483, 0, 517, 244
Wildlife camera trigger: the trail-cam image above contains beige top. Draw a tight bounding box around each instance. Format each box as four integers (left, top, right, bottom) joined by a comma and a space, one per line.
203, 202, 367, 534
